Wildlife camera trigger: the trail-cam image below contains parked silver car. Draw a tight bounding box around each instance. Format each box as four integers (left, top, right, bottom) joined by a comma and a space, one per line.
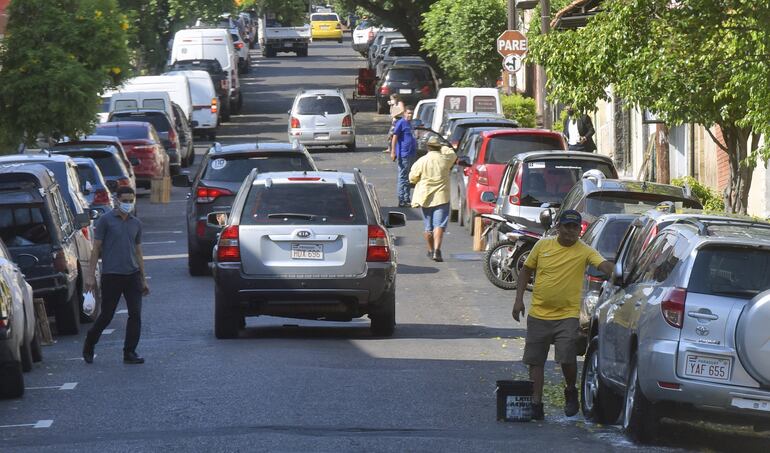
584, 217, 770, 443
288, 89, 357, 151
210, 170, 406, 339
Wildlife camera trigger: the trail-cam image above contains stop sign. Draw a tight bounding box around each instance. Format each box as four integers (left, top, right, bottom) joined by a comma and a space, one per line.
497, 30, 528, 57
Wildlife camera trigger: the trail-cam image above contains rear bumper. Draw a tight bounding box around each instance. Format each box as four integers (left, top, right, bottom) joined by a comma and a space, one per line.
312, 30, 343, 40
289, 129, 355, 146
266, 40, 308, 51
352, 41, 369, 52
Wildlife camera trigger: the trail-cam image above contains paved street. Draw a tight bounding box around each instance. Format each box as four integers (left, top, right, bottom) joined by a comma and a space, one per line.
0, 39, 767, 453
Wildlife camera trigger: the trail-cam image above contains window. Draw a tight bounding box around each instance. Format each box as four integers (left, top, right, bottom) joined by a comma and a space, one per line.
114, 100, 139, 111
595, 218, 635, 261
518, 159, 616, 207
76, 165, 97, 190
311, 14, 339, 21
444, 96, 467, 113
630, 234, 676, 284
388, 47, 417, 57
499, 163, 519, 198
688, 246, 770, 299
202, 154, 315, 182
484, 135, 565, 164
241, 183, 366, 226
584, 193, 694, 218
57, 151, 123, 177
386, 68, 431, 82
110, 113, 170, 132
296, 96, 346, 115
418, 103, 435, 124
96, 125, 148, 140
473, 96, 498, 113
0, 204, 51, 245
49, 188, 73, 237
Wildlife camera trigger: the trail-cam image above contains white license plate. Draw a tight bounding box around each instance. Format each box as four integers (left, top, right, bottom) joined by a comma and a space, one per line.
684, 354, 731, 381
732, 397, 770, 412
399, 89, 412, 94
313, 133, 329, 140
291, 243, 323, 260
320, 25, 330, 29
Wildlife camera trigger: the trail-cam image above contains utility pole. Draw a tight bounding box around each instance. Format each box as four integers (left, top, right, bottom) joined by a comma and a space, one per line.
538, 0, 552, 129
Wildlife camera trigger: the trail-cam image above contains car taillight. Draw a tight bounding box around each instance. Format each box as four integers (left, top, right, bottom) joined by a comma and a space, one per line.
508, 167, 523, 205
81, 227, 90, 240
367, 30, 374, 41
420, 85, 431, 96
367, 225, 390, 262
342, 115, 352, 127
211, 98, 218, 113
196, 185, 233, 203
290, 117, 300, 128
235, 42, 244, 49
587, 275, 604, 284
94, 189, 111, 205
335, 23, 341, 29
168, 128, 178, 146
117, 177, 131, 187
53, 250, 68, 273
661, 287, 687, 328
220, 80, 228, 90
217, 225, 240, 262
580, 220, 589, 237
131, 145, 155, 153
477, 165, 489, 186
379, 86, 390, 96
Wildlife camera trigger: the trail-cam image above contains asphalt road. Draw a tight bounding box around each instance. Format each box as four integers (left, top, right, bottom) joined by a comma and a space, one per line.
1, 38, 767, 453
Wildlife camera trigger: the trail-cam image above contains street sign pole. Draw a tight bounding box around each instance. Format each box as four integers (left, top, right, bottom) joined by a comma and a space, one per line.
506, 0, 517, 94
497, 30, 527, 96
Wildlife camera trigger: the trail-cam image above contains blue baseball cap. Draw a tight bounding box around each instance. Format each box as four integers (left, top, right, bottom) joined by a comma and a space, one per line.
558, 209, 582, 226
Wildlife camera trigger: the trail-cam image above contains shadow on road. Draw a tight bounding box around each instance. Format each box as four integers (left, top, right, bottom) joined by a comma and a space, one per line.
397, 263, 439, 275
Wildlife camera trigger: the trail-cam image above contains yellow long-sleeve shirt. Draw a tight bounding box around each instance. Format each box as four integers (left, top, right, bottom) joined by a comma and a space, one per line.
408, 146, 457, 208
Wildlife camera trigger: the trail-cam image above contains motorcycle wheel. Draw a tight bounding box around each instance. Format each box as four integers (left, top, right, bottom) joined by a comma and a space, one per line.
483, 240, 520, 290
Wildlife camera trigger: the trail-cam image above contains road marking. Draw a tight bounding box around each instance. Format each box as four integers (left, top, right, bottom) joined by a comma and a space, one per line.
143, 241, 177, 245
103, 329, 115, 335
0, 420, 53, 429
27, 382, 77, 391
145, 231, 183, 234
116, 309, 128, 314
144, 253, 187, 261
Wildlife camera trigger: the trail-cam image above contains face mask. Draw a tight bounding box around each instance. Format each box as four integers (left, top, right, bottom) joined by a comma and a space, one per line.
118, 201, 134, 214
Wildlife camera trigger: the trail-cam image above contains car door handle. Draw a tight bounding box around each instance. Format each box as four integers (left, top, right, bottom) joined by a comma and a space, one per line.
687, 311, 718, 321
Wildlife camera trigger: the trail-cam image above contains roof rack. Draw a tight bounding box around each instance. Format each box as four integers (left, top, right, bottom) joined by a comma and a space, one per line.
672, 217, 770, 236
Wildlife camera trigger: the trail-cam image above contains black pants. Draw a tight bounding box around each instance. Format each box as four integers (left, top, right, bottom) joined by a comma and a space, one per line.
86, 272, 142, 353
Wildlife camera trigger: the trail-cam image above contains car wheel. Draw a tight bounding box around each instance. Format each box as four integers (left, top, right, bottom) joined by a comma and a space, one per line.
347, 140, 357, 152
207, 132, 217, 141
31, 332, 42, 363
623, 352, 660, 444
54, 289, 80, 335
458, 199, 465, 227
188, 250, 209, 277
20, 340, 33, 373
214, 286, 240, 339
370, 290, 395, 337
582, 337, 623, 423
377, 99, 388, 114
297, 49, 308, 57
0, 362, 24, 399
221, 99, 232, 122
236, 93, 243, 112
483, 240, 520, 290
187, 148, 195, 166
465, 209, 476, 236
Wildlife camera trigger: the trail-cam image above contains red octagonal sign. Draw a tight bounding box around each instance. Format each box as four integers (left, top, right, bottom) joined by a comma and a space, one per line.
497, 30, 528, 57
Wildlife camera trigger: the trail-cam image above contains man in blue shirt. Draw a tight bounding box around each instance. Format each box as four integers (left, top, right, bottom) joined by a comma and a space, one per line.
390, 106, 417, 207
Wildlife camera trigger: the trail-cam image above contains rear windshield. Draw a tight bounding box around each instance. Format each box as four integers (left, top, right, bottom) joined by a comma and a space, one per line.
484, 135, 564, 164
296, 96, 346, 115
449, 123, 512, 144
584, 193, 696, 217
688, 246, 770, 299
56, 151, 122, 177
110, 113, 170, 132
473, 96, 498, 112
96, 125, 148, 140
444, 95, 467, 113
388, 47, 417, 57
519, 160, 616, 207
203, 154, 315, 182
387, 68, 431, 82
0, 205, 51, 246
172, 60, 222, 73
241, 183, 366, 225
312, 14, 338, 21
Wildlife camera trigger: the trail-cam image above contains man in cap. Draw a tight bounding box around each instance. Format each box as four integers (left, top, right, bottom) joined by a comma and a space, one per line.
512, 210, 613, 420
409, 136, 456, 262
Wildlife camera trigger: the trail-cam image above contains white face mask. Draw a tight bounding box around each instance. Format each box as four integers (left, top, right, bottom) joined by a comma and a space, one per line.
118, 201, 134, 214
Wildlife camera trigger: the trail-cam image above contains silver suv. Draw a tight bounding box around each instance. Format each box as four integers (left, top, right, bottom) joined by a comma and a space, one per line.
288, 89, 357, 151
584, 217, 770, 443
210, 170, 406, 339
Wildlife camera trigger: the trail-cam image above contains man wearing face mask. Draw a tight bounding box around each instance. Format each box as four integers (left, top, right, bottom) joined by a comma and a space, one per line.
562, 106, 596, 152
82, 186, 148, 365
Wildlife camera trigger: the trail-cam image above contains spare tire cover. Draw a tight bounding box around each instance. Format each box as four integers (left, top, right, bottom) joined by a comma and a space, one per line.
736, 290, 770, 386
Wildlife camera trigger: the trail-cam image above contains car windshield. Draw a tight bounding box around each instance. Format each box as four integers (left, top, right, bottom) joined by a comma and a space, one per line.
584, 193, 696, 217
296, 95, 346, 115
387, 68, 431, 82
688, 246, 770, 299
110, 113, 170, 132
95, 126, 147, 140
0, 205, 51, 246
519, 160, 616, 207
203, 154, 315, 182
312, 14, 338, 21
242, 183, 366, 225
484, 135, 564, 164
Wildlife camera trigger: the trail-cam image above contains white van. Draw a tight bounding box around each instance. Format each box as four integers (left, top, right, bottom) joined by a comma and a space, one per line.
119, 75, 193, 123
170, 28, 242, 115
108, 91, 175, 122
165, 70, 219, 140
430, 88, 502, 132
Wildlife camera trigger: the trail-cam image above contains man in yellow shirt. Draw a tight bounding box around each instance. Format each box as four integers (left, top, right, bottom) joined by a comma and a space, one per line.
409, 136, 456, 262
512, 210, 613, 420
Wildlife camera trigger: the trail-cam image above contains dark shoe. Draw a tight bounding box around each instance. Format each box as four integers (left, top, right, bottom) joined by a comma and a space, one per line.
82, 343, 94, 364
123, 352, 145, 364
398, 201, 408, 208
432, 249, 443, 262
426, 250, 434, 258
564, 386, 579, 417
531, 402, 544, 421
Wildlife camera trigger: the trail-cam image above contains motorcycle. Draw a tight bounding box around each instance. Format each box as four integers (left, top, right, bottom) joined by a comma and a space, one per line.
481, 213, 542, 290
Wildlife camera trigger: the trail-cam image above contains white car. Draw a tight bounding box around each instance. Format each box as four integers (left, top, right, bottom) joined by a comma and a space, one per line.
164, 70, 219, 140
288, 89, 357, 151
353, 23, 388, 54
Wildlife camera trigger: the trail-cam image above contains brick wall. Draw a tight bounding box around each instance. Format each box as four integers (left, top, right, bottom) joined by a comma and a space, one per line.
0, 0, 9, 37
713, 126, 731, 191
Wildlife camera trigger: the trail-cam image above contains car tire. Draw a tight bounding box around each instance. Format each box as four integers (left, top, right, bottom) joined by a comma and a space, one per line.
297, 49, 308, 57
221, 99, 232, 122
31, 332, 42, 363
623, 352, 660, 444
188, 250, 209, 277
458, 199, 465, 227
377, 99, 388, 114
236, 93, 244, 113
214, 286, 240, 339
582, 337, 623, 424
266, 48, 276, 58
207, 132, 217, 141
483, 240, 520, 290
347, 140, 357, 152
54, 289, 80, 335
465, 209, 476, 236
0, 362, 24, 399
187, 148, 195, 166
20, 340, 33, 373
370, 290, 395, 337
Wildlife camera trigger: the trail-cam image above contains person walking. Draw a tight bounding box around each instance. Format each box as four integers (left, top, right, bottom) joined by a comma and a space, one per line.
391, 105, 417, 207
409, 136, 457, 262
512, 210, 613, 420
83, 186, 149, 365
562, 106, 596, 152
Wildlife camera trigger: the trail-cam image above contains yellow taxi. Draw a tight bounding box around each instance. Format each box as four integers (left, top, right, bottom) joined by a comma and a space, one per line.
310, 12, 343, 42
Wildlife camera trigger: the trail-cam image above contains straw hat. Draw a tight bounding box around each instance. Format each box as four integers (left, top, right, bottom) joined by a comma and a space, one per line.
426, 135, 443, 150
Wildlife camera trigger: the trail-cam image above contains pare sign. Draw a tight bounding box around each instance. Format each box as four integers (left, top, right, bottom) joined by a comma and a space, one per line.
497, 30, 528, 57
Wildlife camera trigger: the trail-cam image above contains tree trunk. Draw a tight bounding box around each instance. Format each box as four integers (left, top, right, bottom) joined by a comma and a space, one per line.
721, 125, 755, 214
655, 123, 670, 184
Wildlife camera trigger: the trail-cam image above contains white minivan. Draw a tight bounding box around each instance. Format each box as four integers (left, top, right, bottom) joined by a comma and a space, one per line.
165, 70, 219, 140
120, 75, 193, 124
170, 28, 242, 117
108, 91, 175, 122
430, 88, 502, 132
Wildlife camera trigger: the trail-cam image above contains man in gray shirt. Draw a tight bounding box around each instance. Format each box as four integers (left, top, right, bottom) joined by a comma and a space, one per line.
83, 186, 149, 364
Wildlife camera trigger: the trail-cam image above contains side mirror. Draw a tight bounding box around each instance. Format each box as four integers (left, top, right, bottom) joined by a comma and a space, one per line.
480, 191, 496, 203
207, 211, 229, 227
89, 209, 100, 220
172, 174, 192, 187
75, 212, 91, 228
129, 157, 140, 166
539, 209, 553, 230
456, 156, 471, 168
612, 262, 624, 286
386, 211, 406, 228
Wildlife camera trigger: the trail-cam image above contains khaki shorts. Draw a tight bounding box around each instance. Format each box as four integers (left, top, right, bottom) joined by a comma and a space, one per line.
522, 316, 579, 366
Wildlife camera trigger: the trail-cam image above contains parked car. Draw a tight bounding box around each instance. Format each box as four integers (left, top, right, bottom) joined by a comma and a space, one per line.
94, 121, 168, 189
172, 142, 318, 276
229, 29, 251, 74
431, 87, 502, 132
288, 89, 357, 151
375, 64, 439, 114
368, 31, 403, 69
441, 115, 518, 149
107, 109, 189, 174
460, 129, 567, 235
55, 136, 136, 186
71, 157, 114, 215
413, 99, 436, 155
375, 43, 420, 78
107, 91, 176, 126
310, 12, 344, 42
0, 239, 41, 399
0, 165, 94, 335
352, 21, 382, 54
50, 143, 136, 193
210, 170, 406, 338
119, 75, 194, 124
585, 217, 770, 442
170, 103, 196, 166
167, 59, 230, 120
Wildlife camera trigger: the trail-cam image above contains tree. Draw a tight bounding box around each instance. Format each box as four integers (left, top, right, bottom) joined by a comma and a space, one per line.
528, 0, 770, 213
421, 0, 506, 86
241, 0, 307, 25
0, 0, 131, 149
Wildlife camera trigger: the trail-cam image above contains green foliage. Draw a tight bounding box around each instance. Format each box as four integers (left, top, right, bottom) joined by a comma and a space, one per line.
421, 0, 506, 86
501, 94, 536, 128
0, 0, 131, 149
671, 176, 725, 213
242, 0, 307, 25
